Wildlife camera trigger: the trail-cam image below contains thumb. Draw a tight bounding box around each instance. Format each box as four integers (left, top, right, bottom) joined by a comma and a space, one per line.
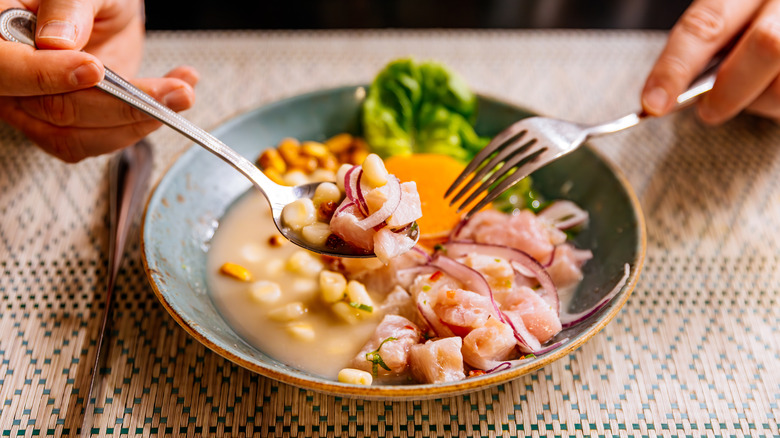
35, 0, 96, 50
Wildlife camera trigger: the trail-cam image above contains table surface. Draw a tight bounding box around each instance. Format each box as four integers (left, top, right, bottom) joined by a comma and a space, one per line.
1, 30, 778, 438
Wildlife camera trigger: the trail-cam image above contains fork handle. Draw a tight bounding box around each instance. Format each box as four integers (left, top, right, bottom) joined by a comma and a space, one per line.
586, 59, 719, 138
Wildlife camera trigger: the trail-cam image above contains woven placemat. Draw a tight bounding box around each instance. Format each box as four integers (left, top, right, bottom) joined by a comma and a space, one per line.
0, 29, 778, 437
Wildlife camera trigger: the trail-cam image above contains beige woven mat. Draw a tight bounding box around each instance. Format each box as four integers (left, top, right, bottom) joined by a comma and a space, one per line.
1, 30, 778, 437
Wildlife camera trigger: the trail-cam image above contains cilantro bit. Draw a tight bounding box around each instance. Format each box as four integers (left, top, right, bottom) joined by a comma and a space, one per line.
349, 302, 373, 313
365, 337, 397, 376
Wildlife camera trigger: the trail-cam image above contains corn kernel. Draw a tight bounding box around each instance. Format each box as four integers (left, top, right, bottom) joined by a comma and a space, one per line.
349, 149, 369, 166
283, 170, 310, 187
361, 153, 388, 187
301, 141, 330, 158
310, 169, 336, 183
332, 301, 361, 324
291, 278, 318, 297
262, 258, 285, 277
286, 250, 324, 277
346, 280, 374, 310
319, 271, 347, 303
317, 154, 339, 171
219, 262, 252, 282
286, 322, 316, 342
268, 235, 286, 247
258, 148, 287, 174
264, 168, 287, 186
335, 164, 353, 192
313, 182, 342, 206
301, 222, 332, 246
249, 281, 282, 304
338, 368, 372, 385
268, 302, 306, 322
277, 137, 301, 165
325, 133, 353, 153
281, 198, 316, 231
240, 243, 264, 262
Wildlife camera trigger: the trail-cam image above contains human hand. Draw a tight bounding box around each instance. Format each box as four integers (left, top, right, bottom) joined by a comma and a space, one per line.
641, 0, 780, 124
0, 0, 199, 162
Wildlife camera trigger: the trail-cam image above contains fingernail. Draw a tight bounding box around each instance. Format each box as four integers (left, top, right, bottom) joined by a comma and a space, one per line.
643, 87, 669, 114
70, 62, 101, 86
37, 20, 77, 43
162, 88, 190, 110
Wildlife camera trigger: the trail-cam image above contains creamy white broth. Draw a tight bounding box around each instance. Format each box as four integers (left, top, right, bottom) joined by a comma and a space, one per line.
207, 190, 384, 379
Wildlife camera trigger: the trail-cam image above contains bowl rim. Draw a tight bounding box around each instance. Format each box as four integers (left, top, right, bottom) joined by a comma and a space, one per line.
141, 84, 647, 399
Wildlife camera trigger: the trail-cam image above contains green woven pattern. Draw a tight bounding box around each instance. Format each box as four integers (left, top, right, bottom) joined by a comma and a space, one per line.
0, 30, 778, 437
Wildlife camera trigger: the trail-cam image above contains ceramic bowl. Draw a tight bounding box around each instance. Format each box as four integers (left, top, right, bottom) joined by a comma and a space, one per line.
142, 85, 646, 399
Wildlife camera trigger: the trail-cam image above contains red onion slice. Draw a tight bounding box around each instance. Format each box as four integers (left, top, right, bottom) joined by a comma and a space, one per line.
538, 200, 589, 230
344, 165, 369, 216
355, 176, 402, 230
560, 263, 630, 328
501, 310, 542, 353
443, 241, 559, 315
354, 169, 370, 217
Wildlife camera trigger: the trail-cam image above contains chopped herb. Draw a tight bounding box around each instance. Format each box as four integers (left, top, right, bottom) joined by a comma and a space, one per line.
433, 243, 446, 253
494, 258, 501, 263
422, 285, 431, 292
522, 353, 536, 360
349, 302, 373, 313
365, 337, 397, 376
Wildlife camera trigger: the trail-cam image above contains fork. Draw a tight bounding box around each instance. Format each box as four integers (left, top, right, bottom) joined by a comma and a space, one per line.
445, 64, 720, 218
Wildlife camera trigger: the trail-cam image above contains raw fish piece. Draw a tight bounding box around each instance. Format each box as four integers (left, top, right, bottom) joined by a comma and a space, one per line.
461, 316, 517, 370
409, 337, 465, 383
351, 315, 421, 376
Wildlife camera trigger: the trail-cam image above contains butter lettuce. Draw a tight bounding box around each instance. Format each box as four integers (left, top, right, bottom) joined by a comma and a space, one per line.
362, 59, 488, 162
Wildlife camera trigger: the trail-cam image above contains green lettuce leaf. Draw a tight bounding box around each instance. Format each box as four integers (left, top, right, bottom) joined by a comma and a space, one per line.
362, 58, 488, 162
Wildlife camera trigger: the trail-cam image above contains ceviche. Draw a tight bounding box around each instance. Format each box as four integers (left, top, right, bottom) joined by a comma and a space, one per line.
207, 59, 626, 386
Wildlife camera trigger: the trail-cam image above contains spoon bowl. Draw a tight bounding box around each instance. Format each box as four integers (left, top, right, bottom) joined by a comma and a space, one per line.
0, 8, 418, 258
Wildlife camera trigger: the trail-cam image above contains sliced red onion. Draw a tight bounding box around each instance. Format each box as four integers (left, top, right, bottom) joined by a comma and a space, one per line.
410, 246, 432, 263
334, 199, 355, 216
532, 337, 569, 355
355, 176, 402, 230
501, 310, 542, 353
448, 216, 471, 241
560, 263, 630, 328
354, 169, 370, 216
344, 165, 368, 216
443, 241, 559, 315
477, 355, 536, 374
538, 200, 589, 230
416, 292, 454, 338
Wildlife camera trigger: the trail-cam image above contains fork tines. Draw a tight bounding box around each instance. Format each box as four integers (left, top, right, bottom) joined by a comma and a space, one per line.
445, 121, 547, 218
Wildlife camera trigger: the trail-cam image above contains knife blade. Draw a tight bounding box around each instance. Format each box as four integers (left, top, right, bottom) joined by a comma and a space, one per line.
80, 140, 153, 437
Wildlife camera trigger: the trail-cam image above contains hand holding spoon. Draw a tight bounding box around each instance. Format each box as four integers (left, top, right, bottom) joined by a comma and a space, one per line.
0, 8, 418, 258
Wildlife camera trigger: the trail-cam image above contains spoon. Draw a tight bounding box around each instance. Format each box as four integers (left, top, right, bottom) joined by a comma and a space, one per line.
0, 8, 418, 258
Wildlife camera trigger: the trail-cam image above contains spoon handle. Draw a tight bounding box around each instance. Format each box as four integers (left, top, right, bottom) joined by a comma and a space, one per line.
0, 8, 276, 197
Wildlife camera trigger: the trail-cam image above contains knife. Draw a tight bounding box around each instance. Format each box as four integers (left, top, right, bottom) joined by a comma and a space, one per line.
80, 140, 153, 437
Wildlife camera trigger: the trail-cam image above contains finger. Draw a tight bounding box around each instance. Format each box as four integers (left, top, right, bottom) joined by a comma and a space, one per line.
0, 42, 103, 95
698, 0, 780, 124
166, 65, 200, 88
0, 98, 162, 162
745, 74, 780, 120
35, 0, 96, 50
16, 74, 196, 128
641, 0, 763, 115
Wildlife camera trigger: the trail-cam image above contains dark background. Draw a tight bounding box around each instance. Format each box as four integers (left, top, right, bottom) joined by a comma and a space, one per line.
144, 0, 693, 30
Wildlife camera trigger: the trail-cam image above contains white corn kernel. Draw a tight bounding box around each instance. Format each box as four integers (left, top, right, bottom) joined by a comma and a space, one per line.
286, 250, 324, 277
312, 182, 342, 206
346, 280, 374, 310
281, 198, 316, 231
268, 302, 306, 322
301, 222, 332, 246
262, 258, 285, 277
338, 368, 373, 385
319, 271, 347, 303
286, 322, 316, 342
310, 169, 336, 183
283, 169, 310, 186
335, 164, 353, 192
361, 153, 388, 187
291, 278, 318, 298
240, 243, 265, 263
249, 281, 282, 304
332, 301, 361, 324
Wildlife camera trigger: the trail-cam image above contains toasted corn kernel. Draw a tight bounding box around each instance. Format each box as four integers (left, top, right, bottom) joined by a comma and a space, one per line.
219, 262, 252, 282
268, 235, 286, 247
338, 368, 372, 385
277, 138, 301, 164
317, 154, 339, 172
264, 168, 287, 186
258, 149, 287, 174
325, 133, 353, 153
302, 141, 330, 158
349, 149, 369, 166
